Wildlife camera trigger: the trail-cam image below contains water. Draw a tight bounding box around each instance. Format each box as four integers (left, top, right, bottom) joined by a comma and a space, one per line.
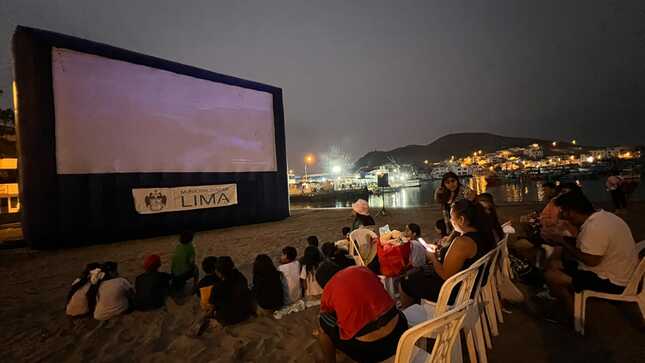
289, 176, 645, 209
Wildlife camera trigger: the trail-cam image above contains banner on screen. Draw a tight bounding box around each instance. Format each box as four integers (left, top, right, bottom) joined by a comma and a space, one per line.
133, 184, 237, 214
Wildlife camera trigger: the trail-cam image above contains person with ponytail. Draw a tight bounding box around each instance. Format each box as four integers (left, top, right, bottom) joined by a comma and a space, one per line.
65, 262, 102, 317
399, 199, 495, 308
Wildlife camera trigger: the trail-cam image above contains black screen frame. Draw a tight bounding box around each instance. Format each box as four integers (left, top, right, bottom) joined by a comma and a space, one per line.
12, 26, 289, 248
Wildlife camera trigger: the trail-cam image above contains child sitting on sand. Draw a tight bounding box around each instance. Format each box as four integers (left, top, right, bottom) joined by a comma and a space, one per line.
334, 227, 352, 251
208, 256, 254, 325
196, 256, 220, 311
252, 254, 284, 314
171, 231, 199, 292
304, 236, 323, 262
278, 246, 302, 304
300, 246, 324, 300
90, 262, 135, 320
322, 242, 356, 269
134, 254, 171, 311
66, 262, 101, 317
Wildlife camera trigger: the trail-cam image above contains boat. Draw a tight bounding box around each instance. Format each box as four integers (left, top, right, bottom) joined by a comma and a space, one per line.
289, 188, 371, 202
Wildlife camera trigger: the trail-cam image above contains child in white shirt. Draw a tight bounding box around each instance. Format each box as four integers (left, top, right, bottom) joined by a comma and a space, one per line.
300, 246, 324, 299
277, 246, 302, 304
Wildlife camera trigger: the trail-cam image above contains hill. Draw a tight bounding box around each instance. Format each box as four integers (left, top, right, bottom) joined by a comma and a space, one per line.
353, 132, 585, 170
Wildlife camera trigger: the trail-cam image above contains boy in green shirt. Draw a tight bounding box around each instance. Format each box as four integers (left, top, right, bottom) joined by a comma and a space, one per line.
171, 231, 199, 292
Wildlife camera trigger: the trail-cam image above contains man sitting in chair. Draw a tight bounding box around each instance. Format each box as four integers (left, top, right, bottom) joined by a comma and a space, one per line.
544, 191, 638, 319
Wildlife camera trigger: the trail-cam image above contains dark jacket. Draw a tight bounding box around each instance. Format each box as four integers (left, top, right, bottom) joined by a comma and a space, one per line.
252, 270, 284, 310
134, 271, 171, 310
209, 269, 253, 325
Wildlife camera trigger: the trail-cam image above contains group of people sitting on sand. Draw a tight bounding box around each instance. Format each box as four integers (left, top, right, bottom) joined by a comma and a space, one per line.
64, 171, 641, 362
65, 231, 330, 325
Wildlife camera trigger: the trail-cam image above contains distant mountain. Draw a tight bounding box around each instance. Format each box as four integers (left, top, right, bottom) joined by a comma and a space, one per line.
353, 132, 586, 170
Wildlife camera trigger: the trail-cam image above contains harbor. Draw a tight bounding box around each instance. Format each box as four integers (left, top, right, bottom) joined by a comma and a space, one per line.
289, 142, 643, 209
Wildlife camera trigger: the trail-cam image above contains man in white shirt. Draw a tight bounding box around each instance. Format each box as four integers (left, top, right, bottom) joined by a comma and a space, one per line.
544, 191, 638, 317
278, 246, 302, 304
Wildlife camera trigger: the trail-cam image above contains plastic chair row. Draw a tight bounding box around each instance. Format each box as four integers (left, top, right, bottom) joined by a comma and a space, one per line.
399, 239, 504, 363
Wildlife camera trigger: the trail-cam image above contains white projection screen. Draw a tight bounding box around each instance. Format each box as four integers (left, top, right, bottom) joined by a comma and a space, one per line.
51, 47, 277, 174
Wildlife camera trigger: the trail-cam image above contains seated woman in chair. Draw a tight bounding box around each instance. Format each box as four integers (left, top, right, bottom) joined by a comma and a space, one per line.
399, 199, 495, 308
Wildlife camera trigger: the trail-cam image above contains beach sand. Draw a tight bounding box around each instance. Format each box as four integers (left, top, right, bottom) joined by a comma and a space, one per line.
1, 202, 644, 362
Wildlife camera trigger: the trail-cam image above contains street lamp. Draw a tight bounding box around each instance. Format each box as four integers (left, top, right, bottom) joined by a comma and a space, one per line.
304, 154, 314, 182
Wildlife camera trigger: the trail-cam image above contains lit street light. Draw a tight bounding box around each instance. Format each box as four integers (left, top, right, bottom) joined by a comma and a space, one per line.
304, 154, 315, 182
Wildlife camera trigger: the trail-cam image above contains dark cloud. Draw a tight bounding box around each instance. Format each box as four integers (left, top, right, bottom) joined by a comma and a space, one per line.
1, 0, 644, 172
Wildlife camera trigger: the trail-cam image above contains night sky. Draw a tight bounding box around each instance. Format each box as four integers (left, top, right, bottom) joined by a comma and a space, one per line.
1, 0, 644, 173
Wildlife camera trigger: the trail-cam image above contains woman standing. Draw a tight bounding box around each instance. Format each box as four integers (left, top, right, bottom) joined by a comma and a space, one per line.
434, 172, 476, 232
350, 199, 375, 231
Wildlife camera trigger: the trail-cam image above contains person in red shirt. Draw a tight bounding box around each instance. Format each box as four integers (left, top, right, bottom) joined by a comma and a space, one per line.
317, 266, 408, 363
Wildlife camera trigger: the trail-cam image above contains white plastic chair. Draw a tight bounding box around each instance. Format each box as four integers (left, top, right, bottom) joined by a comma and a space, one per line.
403, 250, 491, 363
573, 240, 645, 335
460, 248, 499, 363
394, 300, 474, 363
495, 234, 525, 305
473, 245, 502, 357
485, 236, 508, 334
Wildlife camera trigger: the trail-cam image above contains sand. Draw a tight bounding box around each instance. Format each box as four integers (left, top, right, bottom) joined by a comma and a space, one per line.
1, 203, 643, 362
